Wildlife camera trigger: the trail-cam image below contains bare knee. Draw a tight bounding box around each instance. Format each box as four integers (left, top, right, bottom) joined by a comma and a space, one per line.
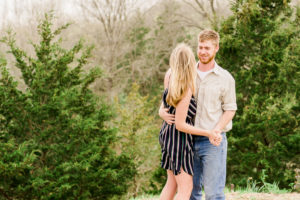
160, 170, 177, 200
177, 180, 193, 193
165, 177, 177, 190
175, 169, 193, 199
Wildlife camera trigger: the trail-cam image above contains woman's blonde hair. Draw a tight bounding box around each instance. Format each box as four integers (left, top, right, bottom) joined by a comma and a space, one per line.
166, 43, 196, 107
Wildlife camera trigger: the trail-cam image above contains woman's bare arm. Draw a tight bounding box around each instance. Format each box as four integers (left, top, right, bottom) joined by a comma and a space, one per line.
163, 68, 171, 89
175, 89, 211, 136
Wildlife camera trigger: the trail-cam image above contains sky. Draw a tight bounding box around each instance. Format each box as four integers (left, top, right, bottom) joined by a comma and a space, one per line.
0, 0, 160, 28
1, 0, 299, 29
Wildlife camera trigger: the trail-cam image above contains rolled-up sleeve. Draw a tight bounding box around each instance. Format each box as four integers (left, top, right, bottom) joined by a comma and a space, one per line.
222, 77, 237, 111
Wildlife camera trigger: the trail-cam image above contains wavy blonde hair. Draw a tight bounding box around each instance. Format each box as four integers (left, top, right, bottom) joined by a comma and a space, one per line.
167, 43, 196, 107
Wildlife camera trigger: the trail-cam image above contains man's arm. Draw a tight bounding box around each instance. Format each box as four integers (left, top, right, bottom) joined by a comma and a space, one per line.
158, 68, 175, 125
159, 102, 175, 125
213, 110, 236, 131
214, 74, 237, 132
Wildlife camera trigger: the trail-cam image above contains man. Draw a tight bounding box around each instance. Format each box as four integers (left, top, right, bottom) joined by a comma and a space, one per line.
159, 30, 237, 200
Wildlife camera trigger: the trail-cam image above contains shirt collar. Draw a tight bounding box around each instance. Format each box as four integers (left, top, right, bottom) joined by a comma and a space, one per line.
213, 62, 221, 75
196, 61, 221, 76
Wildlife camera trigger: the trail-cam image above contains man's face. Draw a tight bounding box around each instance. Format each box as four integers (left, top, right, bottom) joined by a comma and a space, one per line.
197, 40, 219, 64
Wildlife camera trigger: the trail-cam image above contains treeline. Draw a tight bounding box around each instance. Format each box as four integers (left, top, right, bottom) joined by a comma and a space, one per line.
0, 0, 299, 199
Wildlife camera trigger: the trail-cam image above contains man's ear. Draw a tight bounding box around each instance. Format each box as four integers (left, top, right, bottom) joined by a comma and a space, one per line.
215, 44, 220, 52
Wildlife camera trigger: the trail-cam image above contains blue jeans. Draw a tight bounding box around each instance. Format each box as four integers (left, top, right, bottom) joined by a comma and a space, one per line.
190, 133, 227, 200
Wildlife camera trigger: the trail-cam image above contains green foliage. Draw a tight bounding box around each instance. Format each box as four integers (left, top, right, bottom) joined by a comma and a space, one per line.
218, 0, 300, 188
244, 170, 292, 194
146, 167, 166, 195
117, 3, 194, 97
258, 170, 289, 193
114, 83, 161, 198
0, 13, 135, 199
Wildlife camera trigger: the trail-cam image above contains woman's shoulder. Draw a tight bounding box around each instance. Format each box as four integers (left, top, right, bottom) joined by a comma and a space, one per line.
164, 68, 171, 89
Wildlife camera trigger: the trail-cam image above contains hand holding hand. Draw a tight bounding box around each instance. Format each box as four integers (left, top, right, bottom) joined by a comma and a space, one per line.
208, 129, 222, 146
159, 108, 175, 125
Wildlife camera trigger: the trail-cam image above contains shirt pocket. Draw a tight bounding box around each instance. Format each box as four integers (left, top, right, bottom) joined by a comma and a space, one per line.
203, 84, 223, 112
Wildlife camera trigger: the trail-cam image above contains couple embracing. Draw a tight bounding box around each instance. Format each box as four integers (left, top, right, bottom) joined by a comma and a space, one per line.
158, 30, 237, 200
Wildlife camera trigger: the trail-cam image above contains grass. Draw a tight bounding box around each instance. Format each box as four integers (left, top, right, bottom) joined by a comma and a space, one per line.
130, 184, 292, 200
131, 171, 294, 200
130, 195, 158, 200
238, 170, 293, 194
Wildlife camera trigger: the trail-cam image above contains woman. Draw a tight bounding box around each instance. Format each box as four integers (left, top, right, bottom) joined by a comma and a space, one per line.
158, 43, 221, 200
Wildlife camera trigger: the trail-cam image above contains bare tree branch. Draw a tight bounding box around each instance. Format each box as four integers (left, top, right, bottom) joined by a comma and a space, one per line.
182, 0, 207, 17
181, 0, 226, 29
175, 13, 205, 29
194, 0, 206, 13
210, 0, 216, 15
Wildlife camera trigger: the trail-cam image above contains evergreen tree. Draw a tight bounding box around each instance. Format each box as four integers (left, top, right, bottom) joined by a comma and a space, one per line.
0, 13, 135, 199
218, 0, 300, 188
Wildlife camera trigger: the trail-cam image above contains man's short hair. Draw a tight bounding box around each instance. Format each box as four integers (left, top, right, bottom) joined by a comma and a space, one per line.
198, 29, 220, 46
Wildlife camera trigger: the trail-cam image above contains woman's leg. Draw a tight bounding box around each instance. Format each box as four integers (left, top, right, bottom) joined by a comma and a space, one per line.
159, 170, 177, 200
174, 168, 193, 200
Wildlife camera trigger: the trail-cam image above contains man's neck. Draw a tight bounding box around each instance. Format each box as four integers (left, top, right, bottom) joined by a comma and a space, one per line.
198, 60, 215, 72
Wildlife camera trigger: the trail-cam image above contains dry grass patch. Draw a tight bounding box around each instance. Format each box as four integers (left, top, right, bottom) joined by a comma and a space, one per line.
133, 193, 300, 200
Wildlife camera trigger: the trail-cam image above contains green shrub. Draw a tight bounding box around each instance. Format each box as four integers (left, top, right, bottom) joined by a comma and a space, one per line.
218, 0, 300, 188
0, 13, 135, 200
114, 83, 161, 198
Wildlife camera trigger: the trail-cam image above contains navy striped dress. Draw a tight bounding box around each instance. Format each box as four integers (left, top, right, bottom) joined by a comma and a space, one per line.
159, 88, 197, 176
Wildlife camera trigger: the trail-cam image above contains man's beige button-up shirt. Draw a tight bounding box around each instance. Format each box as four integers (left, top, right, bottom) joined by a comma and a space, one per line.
195, 62, 237, 132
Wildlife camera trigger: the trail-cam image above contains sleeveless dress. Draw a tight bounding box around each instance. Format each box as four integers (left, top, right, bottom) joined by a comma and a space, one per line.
159, 88, 197, 175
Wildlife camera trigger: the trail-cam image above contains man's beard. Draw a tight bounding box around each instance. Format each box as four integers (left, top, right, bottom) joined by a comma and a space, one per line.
199, 54, 215, 64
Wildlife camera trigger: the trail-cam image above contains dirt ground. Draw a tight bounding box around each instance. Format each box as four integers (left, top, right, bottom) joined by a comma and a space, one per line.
140, 193, 300, 200
225, 192, 300, 200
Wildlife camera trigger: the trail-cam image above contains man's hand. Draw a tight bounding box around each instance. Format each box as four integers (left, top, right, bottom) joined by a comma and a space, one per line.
208, 129, 222, 146
159, 107, 175, 125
